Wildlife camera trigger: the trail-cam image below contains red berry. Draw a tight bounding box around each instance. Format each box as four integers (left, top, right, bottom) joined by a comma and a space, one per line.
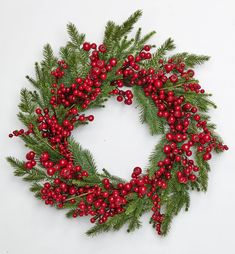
88, 115, 94, 121
203, 152, 212, 161
154, 79, 163, 88
40, 152, 50, 162
139, 186, 147, 195
35, 108, 42, 114
189, 174, 197, 182
143, 45, 151, 51
83, 42, 91, 51
25, 161, 33, 170
164, 64, 174, 73
109, 58, 117, 66
47, 168, 56, 176
26, 151, 36, 160
163, 145, 171, 154
117, 95, 123, 102
133, 167, 142, 175
98, 44, 106, 53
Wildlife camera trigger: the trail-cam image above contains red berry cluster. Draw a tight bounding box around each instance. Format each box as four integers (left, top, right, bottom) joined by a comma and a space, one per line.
35, 107, 72, 158
8, 123, 34, 138
49, 43, 119, 109
183, 82, 205, 93
109, 89, 134, 105
39, 165, 165, 229
24, 151, 36, 170
35, 107, 94, 158
51, 60, 67, 79
39, 152, 88, 179
109, 45, 152, 105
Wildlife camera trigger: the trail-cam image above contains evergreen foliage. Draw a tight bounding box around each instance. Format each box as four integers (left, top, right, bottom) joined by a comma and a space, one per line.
133, 86, 165, 135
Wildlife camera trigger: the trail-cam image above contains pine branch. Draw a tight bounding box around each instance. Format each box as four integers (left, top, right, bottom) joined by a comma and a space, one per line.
103, 10, 148, 60
144, 38, 175, 68
30, 90, 46, 109
104, 21, 117, 45
125, 198, 145, 232
86, 223, 112, 236
72, 175, 101, 187
41, 44, 57, 71
6, 157, 48, 182
86, 213, 129, 236
116, 10, 142, 38
161, 189, 190, 236
134, 28, 142, 43
30, 182, 43, 198
157, 38, 175, 58
174, 91, 216, 112
7, 157, 26, 175
60, 38, 90, 79
66, 209, 76, 218
30, 182, 42, 192
133, 86, 165, 135
18, 89, 36, 114
171, 52, 210, 68
195, 153, 210, 191
99, 168, 126, 184
125, 198, 143, 215
17, 112, 35, 127
20, 132, 63, 161
22, 170, 48, 182
68, 137, 98, 175
138, 31, 156, 47
25, 75, 39, 89
86, 196, 149, 236
147, 136, 168, 176
67, 23, 85, 49
129, 30, 156, 54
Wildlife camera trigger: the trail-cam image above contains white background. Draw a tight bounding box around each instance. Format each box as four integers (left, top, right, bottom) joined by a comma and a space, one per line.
0, 0, 234, 253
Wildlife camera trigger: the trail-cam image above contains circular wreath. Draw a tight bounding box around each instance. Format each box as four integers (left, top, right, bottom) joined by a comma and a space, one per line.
7, 10, 228, 236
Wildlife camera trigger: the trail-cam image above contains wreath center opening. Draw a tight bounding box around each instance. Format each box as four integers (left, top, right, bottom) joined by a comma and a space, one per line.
74, 98, 160, 179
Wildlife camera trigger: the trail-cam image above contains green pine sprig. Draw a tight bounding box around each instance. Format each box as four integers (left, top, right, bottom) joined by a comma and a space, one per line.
133, 86, 165, 135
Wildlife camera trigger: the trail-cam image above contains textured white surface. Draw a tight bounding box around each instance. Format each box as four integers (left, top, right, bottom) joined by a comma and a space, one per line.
0, 0, 235, 253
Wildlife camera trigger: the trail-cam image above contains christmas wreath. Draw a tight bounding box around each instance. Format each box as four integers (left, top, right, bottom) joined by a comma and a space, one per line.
7, 10, 228, 236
